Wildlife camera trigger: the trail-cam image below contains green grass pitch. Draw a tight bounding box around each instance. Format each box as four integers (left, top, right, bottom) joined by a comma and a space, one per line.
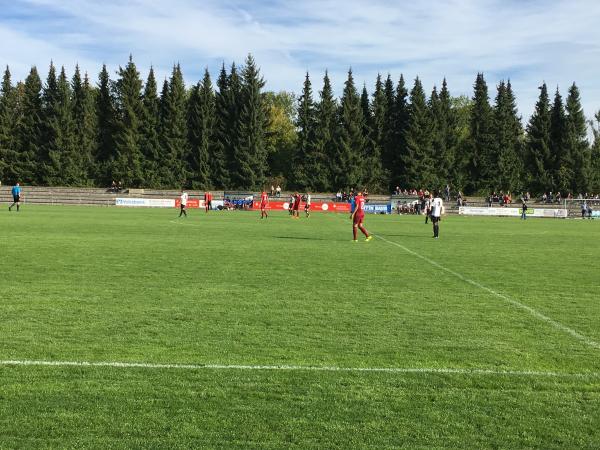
1, 206, 599, 448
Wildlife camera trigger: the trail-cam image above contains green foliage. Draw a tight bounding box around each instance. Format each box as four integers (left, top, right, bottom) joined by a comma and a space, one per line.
564, 83, 591, 194
159, 64, 189, 188
333, 69, 366, 190
211, 65, 232, 189
187, 69, 214, 189
550, 88, 568, 193
264, 90, 296, 186
113, 56, 145, 187
95, 64, 116, 184
13, 66, 43, 183
526, 83, 552, 194
293, 73, 318, 189
72, 67, 98, 185
402, 77, 435, 188
139, 67, 161, 187
468, 73, 497, 192
0, 67, 19, 182
233, 55, 268, 189
313, 71, 337, 192
494, 80, 524, 192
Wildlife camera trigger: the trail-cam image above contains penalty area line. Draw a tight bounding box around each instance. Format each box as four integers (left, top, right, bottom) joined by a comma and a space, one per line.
0, 360, 599, 379
375, 234, 600, 351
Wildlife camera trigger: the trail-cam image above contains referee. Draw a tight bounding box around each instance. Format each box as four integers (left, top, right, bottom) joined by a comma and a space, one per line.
431, 191, 444, 239
8, 182, 21, 212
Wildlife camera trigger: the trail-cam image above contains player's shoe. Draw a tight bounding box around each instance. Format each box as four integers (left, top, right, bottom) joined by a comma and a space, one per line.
352, 239, 358, 243
365, 236, 373, 242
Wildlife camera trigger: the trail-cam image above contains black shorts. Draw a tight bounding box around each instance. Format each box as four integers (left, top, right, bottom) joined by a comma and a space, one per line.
207, 201, 212, 208
431, 216, 441, 224
13, 195, 20, 203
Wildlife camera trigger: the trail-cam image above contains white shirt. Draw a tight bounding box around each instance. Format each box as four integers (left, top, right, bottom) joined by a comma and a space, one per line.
306, 194, 311, 205
181, 192, 189, 206
431, 197, 444, 217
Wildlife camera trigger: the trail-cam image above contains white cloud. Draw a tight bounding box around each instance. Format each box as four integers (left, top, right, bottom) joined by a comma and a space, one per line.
2, 0, 600, 119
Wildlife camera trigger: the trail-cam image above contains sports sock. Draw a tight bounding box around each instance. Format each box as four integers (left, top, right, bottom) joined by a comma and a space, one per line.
353, 227, 357, 240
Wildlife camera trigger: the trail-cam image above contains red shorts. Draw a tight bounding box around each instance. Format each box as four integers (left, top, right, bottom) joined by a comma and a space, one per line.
260, 203, 267, 209
353, 213, 364, 225
293, 203, 300, 211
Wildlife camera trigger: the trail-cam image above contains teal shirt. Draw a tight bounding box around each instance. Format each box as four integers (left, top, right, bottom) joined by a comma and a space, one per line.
12, 185, 21, 196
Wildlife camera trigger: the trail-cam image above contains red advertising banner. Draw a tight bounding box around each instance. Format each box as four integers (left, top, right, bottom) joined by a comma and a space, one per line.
252, 200, 351, 213
175, 199, 203, 208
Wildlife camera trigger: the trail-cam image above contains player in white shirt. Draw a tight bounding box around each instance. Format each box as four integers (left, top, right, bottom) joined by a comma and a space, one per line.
179, 190, 188, 217
430, 191, 444, 239
304, 192, 312, 217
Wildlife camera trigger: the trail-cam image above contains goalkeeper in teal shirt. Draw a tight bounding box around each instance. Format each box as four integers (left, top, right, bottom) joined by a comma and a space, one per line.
9, 183, 21, 212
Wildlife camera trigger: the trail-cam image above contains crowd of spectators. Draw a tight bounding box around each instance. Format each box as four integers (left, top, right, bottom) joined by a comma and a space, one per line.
108, 180, 123, 193
335, 188, 369, 203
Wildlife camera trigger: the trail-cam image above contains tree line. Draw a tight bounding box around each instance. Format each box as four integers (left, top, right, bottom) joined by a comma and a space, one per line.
0, 54, 599, 194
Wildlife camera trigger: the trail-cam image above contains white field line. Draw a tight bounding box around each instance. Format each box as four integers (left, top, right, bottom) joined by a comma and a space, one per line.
1, 359, 599, 379
375, 234, 600, 350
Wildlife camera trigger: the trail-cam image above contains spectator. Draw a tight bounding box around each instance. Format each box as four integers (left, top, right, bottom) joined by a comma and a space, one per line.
270, 185, 275, 196
336, 190, 342, 202
444, 184, 450, 201
275, 185, 281, 197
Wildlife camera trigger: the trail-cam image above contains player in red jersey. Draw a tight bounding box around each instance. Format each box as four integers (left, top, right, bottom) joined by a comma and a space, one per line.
292, 192, 301, 218
351, 191, 372, 242
259, 190, 269, 218
204, 191, 213, 213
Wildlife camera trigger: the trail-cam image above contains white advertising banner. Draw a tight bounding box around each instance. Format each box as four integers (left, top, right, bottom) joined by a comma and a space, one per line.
459, 206, 567, 218
116, 197, 175, 208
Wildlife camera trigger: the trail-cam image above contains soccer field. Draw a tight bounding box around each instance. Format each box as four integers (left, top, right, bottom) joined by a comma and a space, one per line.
1, 206, 599, 448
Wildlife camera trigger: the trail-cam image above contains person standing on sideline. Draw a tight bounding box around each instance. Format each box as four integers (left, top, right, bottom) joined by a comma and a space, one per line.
431, 191, 444, 239
445, 184, 450, 202
179, 190, 188, 218
521, 200, 528, 220
259, 190, 269, 219
9, 182, 22, 212
351, 191, 373, 242
424, 194, 432, 224
204, 191, 212, 213
581, 200, 587, 218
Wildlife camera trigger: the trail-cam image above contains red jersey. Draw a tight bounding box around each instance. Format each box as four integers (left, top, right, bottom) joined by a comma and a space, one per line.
293, 194, 301, 207
204, 192, 212, 202
354, 195, 366, 215
260, 192, 268, 206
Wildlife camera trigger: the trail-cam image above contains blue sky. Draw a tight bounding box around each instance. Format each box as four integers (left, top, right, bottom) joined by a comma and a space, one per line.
2, 0, 600, 120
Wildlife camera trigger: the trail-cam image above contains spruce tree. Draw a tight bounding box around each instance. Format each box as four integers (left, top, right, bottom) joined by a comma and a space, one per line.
381, 74, 395, 187
159, 64, 189, 188
187, 69, 214, 189
371, 74, 388, 190
95, 64, 116, 184
234, 54, 268, 189
72, 67, 97, 185
526, 83, 553, 194
390, 75, 409, 188
294, 72, 319, 189
211, 64, 231, 188
314, 71, 337, 192
14, 66, 43, 183
564, 83, 591, 194
590, 111, 600, 192
402, 77, 435, 188
113, 56, 144, 187
44, 67, 78, 185
0, 67, 18, 182
468, 73, 497, 192
40, 62, 59, 183
494, 80, 524, 192
226, 63, 242, 185
549, 87, 567, 192
434, 79, 458, 188
139, 67, 161, 187
334, 69, 365, 189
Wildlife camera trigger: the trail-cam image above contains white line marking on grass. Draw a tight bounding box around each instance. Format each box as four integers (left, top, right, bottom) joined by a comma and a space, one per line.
375, 234, 600, 350
1, 360, 599, 379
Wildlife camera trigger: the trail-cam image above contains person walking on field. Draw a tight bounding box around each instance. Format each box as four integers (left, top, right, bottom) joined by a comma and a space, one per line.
431, 191, 444, 239
9, 182, 22, 212
351, 190, 373, 242
521, 200, 528, 220
179, 190, 188, 218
